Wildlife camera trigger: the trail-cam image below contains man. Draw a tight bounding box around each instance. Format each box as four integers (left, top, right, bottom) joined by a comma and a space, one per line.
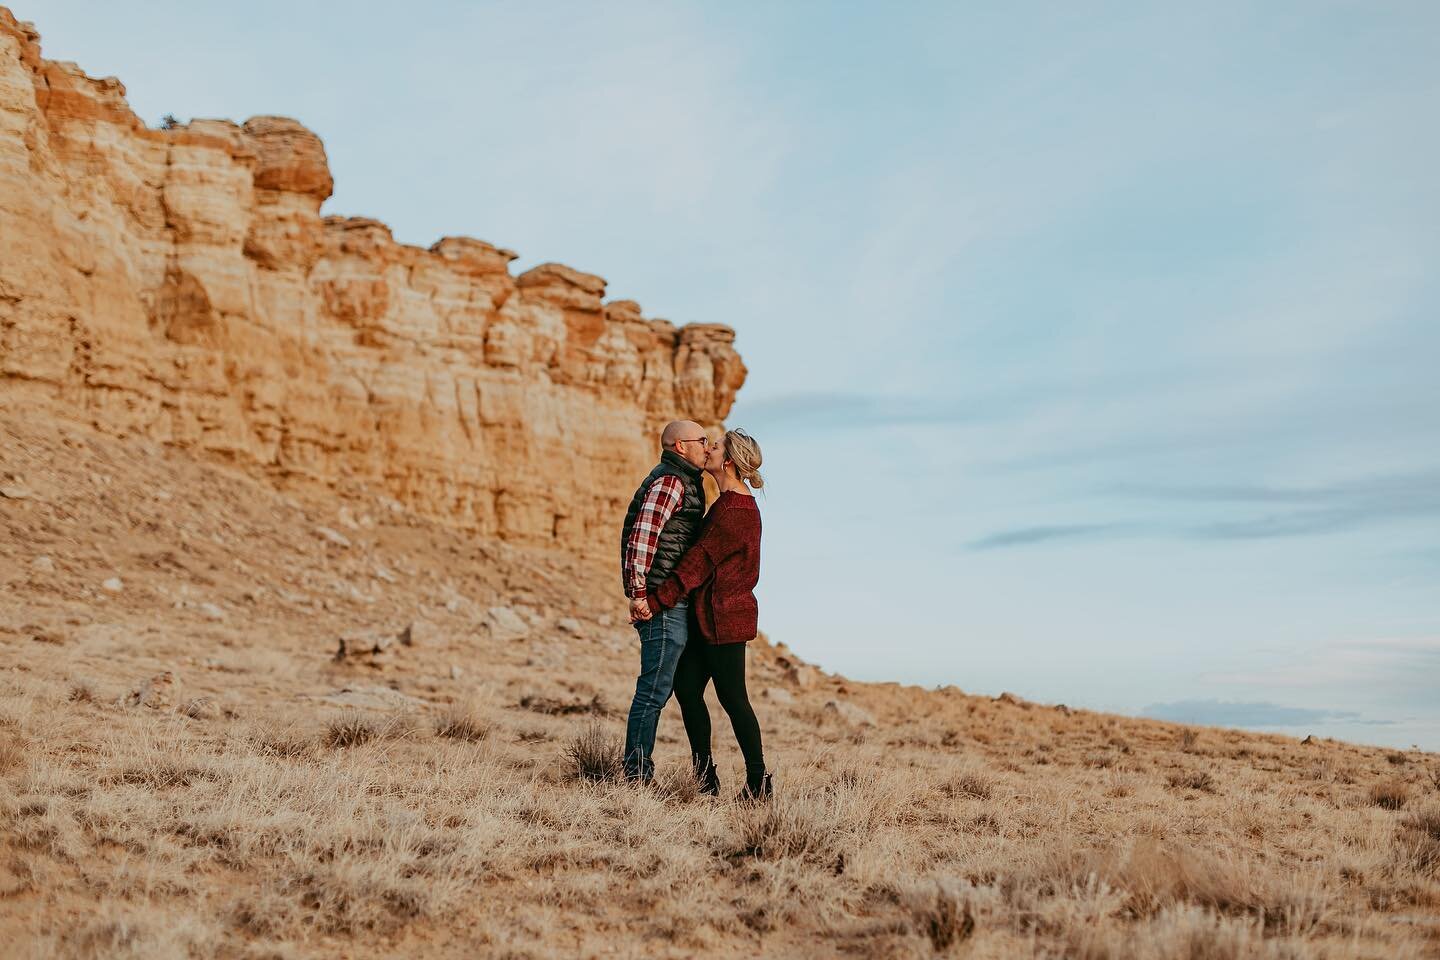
619, 419, 709, 782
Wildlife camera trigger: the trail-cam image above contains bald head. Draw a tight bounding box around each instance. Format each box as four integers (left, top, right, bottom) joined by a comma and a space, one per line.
660, 420, 710, 470
660, 420, 703, 448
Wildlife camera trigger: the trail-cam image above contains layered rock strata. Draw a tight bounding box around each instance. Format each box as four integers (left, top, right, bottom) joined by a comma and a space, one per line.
0, 9, 746, 558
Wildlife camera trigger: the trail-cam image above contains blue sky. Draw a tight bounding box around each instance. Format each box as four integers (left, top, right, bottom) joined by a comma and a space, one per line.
29, 1, 1440, 748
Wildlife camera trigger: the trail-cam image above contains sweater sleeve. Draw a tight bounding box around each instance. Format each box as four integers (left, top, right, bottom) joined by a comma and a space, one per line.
648, 503, 745, 613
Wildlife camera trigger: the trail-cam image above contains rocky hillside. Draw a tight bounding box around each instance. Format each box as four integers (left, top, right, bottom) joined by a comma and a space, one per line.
2, 8, 1438, 959
0, 7, 744, 559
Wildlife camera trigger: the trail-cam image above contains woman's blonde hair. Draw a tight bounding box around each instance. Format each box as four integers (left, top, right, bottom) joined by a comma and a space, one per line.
723, 428, 764, 489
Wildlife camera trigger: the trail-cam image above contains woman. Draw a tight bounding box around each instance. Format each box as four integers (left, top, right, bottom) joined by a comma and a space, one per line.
646, 428, 769, 801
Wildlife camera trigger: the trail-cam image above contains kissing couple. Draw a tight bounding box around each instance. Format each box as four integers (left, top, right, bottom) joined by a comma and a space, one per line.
618, 421, 770, 801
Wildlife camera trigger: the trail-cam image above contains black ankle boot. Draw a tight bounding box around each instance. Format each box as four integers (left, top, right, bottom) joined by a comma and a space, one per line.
692, 754, 720, 796
739, 766, 772, 802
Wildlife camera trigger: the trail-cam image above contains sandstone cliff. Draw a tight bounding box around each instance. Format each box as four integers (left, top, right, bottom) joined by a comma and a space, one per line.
0, 8, 746, 559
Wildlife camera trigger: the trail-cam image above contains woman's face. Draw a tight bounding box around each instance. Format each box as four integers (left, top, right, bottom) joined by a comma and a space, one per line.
704, 437, 726, 473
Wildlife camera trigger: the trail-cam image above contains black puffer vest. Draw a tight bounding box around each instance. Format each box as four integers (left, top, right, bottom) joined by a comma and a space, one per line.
620, 449, 706, 595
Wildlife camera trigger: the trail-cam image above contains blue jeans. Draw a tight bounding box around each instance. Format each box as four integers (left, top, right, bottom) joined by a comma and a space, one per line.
622, 601, 688, 781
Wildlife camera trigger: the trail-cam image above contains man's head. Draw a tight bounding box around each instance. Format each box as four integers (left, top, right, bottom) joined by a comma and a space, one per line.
660, 420, 709, 469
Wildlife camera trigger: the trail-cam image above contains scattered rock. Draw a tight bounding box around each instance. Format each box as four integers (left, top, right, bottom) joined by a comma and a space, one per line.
27, 626, 65, 645
373, 564, 398, 584
0, 482, 33, 500
524, 641, 566, 669
1301, 734, 1316, 745
823, 699, 876, 727
556, 617, 583, 636
485, 606, 531, 641
762, 687, 795, 705
316, 685, 426, 710
180, 696, 218, 720
1054, 703, 1072, 716
198, 602, 226, 621
996, 691, 1032, 709
399, 620, 435, 647
597, 614, 614, 628
315, 525, 352, 548
125, 672, 177, 709
785, 663, 818, 688
31, 555, 55, 573
334, 630, 396, 665
449, 664, 464, 680
101, 577, 124, 593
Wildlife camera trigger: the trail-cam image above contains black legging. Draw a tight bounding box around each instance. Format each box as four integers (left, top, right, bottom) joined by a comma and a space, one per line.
673, 639, 765, 772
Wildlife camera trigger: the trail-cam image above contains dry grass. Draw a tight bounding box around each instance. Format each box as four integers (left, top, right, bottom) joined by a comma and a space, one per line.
1, 415, 1436, 958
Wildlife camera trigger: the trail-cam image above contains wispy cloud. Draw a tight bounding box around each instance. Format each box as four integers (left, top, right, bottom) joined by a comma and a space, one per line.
966, 523, 1140, 551
963, 470, 1440, 549
1141, 699, 1394, 728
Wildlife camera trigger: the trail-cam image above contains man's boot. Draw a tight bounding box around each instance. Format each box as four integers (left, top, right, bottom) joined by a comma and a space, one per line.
692, 753, 720, 796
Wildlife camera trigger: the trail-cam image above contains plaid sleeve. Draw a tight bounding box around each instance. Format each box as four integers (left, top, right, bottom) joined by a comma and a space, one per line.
623, 475, 684, 599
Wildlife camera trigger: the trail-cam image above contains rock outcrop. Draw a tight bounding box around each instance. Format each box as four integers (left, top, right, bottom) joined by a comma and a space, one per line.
0, 8, 746, 560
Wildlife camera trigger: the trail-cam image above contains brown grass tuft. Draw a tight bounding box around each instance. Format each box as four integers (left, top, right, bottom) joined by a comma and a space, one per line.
1177, 729, 1200, 752
0, 736, 23, 774
732, 794, 839, 862
323, 711, 412, 749
564, 721, 621, 782
1396, 805, 1440, 878
433, 706, 488, 743
519, 693, 608, 716
940, 770, 994, 800
1166, 770, 1217, 793
1368, 780, 1409, 810
906, 884, 976, 951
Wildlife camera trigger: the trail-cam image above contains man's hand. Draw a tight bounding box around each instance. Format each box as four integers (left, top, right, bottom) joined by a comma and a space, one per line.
629, 596, 654, 623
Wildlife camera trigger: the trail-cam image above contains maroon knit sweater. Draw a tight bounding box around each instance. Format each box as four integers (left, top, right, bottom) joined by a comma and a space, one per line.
647, 491, 761, 644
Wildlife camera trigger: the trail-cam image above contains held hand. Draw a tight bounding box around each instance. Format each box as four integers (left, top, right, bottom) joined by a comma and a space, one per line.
629, 596, 654, 623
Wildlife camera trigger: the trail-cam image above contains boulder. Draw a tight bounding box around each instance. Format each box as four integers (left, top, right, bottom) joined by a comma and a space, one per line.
485, 606, 531, 641
823, 699, 876, 727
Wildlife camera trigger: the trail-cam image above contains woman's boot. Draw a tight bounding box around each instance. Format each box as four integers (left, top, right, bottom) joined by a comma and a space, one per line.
692, 753, 720, 796
739, 765, 772, 802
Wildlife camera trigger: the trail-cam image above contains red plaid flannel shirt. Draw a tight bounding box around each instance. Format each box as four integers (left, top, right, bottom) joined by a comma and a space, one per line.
623, 475, 684, 599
